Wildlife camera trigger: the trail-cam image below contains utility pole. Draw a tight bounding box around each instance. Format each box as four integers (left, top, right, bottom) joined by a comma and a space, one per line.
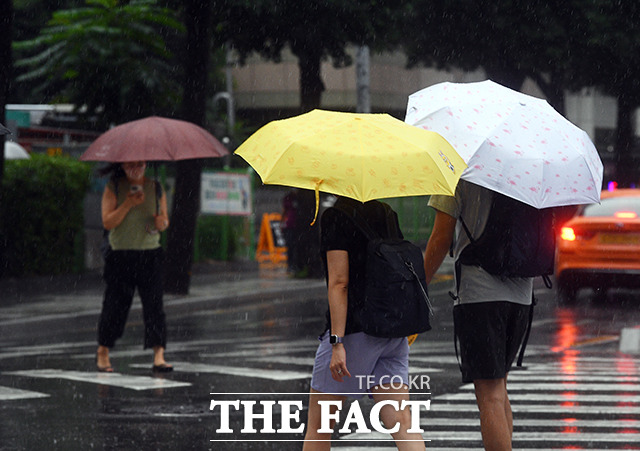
356, 46, 370, 113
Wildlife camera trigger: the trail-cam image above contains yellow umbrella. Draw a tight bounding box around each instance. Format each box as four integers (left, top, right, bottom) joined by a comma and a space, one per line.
235, 109, 466, 222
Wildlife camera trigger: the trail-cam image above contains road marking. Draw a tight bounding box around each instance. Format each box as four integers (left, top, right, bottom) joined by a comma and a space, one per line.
5, 369, 191, 391
342, 430, 640, 443
507, 373, 640, 382
0, 386, 49, 401
415, 418, 640, 428
130, 362, 311, 381
430, 402, 640, 414
244, 356, 443, 374
409, 355, 460, 365
460, 382, 640, 392
439, 392, 640, 403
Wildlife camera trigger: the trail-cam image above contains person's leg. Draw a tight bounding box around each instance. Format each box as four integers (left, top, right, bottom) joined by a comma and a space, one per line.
473, 377, 511, 451
97, 251, 135, 370
371, 384, 425, 450
137, 249, 169, 367
503, 376, 513, 441
303, 389, 346, 451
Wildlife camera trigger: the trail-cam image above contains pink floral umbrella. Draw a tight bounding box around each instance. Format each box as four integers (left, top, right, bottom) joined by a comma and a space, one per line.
405, 80, 603, 208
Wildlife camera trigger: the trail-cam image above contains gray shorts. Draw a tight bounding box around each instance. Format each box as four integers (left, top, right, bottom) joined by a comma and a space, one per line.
310, 331, 409, 399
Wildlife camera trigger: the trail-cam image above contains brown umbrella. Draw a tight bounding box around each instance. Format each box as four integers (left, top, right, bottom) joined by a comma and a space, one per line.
80, 116, 229, 162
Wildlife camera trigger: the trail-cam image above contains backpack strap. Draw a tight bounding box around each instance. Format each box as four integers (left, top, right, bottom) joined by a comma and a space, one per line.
517, 290, 536, 367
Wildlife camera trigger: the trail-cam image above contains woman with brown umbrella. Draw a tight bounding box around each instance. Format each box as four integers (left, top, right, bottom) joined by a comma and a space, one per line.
95, 161, 172, 373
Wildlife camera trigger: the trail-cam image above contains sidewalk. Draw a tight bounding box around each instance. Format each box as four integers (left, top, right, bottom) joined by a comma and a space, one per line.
0, 259, 329, 326
0, 255, 455, 324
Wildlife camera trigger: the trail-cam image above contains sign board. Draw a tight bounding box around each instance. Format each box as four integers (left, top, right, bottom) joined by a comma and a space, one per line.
201, 172, 252, 216
256, 213, 287, 266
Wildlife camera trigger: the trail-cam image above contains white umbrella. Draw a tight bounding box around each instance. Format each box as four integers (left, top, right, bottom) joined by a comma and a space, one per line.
405, 80, 603, 209
4, 141, 30, 160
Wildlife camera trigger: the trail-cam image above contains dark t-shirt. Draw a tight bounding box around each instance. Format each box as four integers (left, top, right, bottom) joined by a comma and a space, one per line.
319, 198, 400, 336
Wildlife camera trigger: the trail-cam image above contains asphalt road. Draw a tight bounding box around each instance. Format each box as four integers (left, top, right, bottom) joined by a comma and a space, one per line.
2, 264, 640, 450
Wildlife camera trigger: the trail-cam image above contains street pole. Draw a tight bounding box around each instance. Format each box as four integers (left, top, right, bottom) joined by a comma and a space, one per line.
356, 46, 370, 113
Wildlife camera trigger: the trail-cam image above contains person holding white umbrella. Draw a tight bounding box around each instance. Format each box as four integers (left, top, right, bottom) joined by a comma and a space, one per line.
412, 80, 604, 451
425, 180, 531, 451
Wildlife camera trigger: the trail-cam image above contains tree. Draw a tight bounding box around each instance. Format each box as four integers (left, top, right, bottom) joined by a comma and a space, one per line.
0, 0, 12, 188
223, 0, 403, 113
569, 1, 640, 187
164, 0, 212, 294
12, 0, 184, 128
400, 0, 577, 113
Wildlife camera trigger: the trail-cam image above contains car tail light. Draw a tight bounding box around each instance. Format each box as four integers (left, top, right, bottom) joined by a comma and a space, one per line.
614, 211, 638, 219
560, 227, 576, 241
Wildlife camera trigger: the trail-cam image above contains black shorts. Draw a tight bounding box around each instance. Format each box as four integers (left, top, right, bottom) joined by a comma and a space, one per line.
453, 301, 530, 384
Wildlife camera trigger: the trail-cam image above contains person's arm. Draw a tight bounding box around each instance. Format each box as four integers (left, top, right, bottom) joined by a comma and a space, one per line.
154, 190, 170, 232
101, 184, 144, 230
424, 210, 457, 284
326, 249, 351, 381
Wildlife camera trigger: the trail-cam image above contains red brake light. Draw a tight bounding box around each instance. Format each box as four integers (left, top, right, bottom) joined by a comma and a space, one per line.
615, 211, 638, 219
561, 227, 576, 241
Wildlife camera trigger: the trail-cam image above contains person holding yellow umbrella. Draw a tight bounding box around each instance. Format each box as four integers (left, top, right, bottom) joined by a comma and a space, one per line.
236, 110, 465, 448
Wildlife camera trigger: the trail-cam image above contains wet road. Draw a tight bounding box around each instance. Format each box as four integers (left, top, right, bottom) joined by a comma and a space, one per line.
2, 267, 640, 450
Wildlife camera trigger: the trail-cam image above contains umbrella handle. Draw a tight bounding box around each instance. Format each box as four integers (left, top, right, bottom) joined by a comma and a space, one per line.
309, 179, 323, 226
154, 165, 160, 216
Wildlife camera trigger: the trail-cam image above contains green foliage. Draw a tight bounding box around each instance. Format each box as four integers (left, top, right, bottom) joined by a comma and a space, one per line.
222, 0, 405, 111
0, 154, 91, 277
13, 0, 185, 127
196, 215, 250, 261
401, 0, 573, 92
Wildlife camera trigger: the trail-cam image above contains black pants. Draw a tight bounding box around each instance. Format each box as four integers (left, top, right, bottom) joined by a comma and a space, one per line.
98, 248, 167, 349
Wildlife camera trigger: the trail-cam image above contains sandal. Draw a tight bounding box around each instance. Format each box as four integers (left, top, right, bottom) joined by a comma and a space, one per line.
152, 363, 173, 373
95, 355, 114, 373
97, 364, 114, 373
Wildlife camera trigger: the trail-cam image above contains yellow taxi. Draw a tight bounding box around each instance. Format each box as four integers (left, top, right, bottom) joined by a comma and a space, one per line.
555, 189, 640, 303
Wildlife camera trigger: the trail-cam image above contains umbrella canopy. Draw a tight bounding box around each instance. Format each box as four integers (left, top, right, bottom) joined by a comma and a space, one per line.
405, 80, 603, 209
235, 109, 466, 204
4, 141, 30, 160
80, 116, 229, 162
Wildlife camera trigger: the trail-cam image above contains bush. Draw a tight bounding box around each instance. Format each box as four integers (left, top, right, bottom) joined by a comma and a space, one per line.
0, 154, 91, 277
196, 215, 250, 261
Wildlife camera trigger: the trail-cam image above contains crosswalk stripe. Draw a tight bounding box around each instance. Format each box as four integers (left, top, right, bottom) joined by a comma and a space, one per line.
5, 369, 191, 391
341, 430, 640, 443
430, 402, 640, 414
439, 392, 640, 403
130, 362, 311, 380
459, 382, 640, 392
415, 418, 640, 428
507, 373, 640, 382
0, 385, 49, 400
244, 355, 443, 374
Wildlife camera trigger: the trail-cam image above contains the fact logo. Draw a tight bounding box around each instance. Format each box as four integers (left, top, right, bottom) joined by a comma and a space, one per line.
209, 398, 431, 435
209, 375, 431, 440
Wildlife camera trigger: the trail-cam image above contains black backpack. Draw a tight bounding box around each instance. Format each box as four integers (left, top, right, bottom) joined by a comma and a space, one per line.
455, 191, 558, 368
333, 202, 433, 338
458, 192, 556, 281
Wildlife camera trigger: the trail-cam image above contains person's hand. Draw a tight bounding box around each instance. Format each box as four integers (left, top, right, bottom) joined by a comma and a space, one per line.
330, 344, 351, 382
125, 191, 145, 208
154, 215, 168, 231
